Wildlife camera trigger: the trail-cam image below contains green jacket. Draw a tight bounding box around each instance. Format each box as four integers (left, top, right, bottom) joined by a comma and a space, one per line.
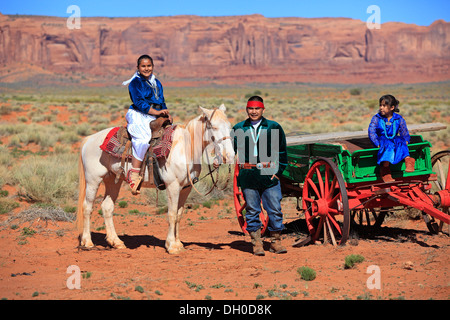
232, 117, 287, 190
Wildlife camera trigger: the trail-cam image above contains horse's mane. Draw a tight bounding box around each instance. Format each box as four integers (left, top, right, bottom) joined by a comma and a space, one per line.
176, 107, 227, 163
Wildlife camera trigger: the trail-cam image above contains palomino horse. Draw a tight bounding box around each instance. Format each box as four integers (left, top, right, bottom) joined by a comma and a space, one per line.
77, 105, 234, 254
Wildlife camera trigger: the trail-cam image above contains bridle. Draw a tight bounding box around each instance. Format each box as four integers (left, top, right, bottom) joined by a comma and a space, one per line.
186, 109, 233, 196
204, 109, 232, 163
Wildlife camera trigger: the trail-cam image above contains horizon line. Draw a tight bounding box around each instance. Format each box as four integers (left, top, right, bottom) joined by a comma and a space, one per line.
1, 12, 448, 26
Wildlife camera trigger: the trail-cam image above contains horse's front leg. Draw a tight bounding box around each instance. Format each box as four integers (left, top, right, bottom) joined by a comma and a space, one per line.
174, 186, 191, 248
165, 184, 185, 254
80, 183, 99, 248
102, 175, 126, 249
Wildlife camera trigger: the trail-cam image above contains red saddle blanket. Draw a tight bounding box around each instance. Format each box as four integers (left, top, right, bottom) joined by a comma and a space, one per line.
99, 126, 175, 159
99, 127, 128, 159
153, 125, 175, 159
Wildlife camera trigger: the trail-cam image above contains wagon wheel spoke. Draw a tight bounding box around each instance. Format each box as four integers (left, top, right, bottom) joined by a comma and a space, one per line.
372, 210, 379, 223
328, 208, 339, 215
324, 165, 330, 198
329, 192, 340, 206
306, 177, 321, 199
315, 167, 325, 198
313, 217, 325, 242
327, 176, 338, 200
365, 209, 372, 226
325, 216, 338, 246
435, 159, 445, 190
327, 213, 342, 236
351, 208, 386, 228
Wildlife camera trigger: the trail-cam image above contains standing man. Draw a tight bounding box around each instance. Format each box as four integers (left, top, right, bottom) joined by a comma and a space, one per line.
232, 95, 288, 256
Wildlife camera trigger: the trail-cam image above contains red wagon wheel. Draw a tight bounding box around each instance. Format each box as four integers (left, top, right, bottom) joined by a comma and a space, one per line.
233, 162, 269, 235
425, 150, 450, 234
302, 157, 350, 246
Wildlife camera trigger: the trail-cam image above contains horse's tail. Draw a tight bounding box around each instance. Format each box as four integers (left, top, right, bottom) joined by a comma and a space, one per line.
76, 137, 88, 236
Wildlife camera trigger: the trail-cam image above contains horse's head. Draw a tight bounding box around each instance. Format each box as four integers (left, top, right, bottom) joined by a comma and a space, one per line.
199, 104, 235, 165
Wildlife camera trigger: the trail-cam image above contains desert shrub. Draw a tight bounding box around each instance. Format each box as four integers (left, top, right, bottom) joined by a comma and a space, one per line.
297, 266, 316, 281
245, 90, 262, 99
0, 147, 14, 187
0, 198, 20, 215
1, 203, 75, 230
0, 123, 26, 137
59, 131, 80, 144
366, 99, 378, 110
118, 201, 128, 208
0, 165, 13, 188
349, 88, 362, 96
53, 144, 72, 154
76, 123, 93, 136
13, 153, 78, 204
0, 146, 12, 167
8, 124, 61, 150
344, 254, 365, 269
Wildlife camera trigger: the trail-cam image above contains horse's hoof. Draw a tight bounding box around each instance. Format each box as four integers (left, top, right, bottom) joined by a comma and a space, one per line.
80, 239, 95, 248
114, 242, 126, 249
111, 240, 126, 249
107, 237, 126, 249
167, 246, 185, 255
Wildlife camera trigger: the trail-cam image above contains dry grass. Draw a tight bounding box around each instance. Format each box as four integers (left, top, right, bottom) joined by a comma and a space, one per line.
13, 153, 78, 204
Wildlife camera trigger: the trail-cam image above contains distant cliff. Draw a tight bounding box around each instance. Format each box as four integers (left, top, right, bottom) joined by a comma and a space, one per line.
0, 13, 448, 84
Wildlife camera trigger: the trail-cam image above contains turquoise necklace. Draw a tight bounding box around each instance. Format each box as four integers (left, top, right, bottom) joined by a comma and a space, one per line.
380, 117, 398, 139
250, 124, 261, 157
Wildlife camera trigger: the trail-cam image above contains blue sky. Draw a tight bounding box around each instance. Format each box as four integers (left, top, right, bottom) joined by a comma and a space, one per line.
1, 0, 448, 26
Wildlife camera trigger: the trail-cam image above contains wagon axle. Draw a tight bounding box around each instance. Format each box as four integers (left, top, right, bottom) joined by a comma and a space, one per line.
311, 198, 330, 216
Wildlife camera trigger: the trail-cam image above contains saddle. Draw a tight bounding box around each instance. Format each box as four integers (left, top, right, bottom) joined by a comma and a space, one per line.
100, 116, 174, 191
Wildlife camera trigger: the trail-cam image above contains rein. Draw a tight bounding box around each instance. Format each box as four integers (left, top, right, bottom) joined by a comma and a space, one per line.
185, 109, 232, 196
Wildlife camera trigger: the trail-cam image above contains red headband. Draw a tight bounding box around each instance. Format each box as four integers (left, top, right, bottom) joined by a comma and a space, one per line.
246, 100, 265, 109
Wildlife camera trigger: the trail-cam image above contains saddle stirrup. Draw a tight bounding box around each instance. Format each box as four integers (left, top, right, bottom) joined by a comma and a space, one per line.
127, 168, 142, 195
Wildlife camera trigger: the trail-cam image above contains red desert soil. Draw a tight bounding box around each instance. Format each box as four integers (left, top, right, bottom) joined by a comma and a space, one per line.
0, 184, 448, 301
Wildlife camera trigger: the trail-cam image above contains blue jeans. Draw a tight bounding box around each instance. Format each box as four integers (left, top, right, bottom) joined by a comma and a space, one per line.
242, 181, 284, 233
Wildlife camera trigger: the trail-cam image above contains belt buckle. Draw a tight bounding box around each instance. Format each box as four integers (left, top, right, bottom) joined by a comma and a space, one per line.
256, 163, 263, 170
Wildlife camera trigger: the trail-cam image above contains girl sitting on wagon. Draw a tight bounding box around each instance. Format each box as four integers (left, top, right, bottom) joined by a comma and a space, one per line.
368, 94, 415, 182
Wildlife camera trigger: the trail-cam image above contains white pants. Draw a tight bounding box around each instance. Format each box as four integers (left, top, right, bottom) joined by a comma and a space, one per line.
126, 108, 156, 161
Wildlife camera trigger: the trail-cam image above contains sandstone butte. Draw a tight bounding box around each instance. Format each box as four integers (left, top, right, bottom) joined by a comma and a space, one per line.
0, 13, 448, 85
